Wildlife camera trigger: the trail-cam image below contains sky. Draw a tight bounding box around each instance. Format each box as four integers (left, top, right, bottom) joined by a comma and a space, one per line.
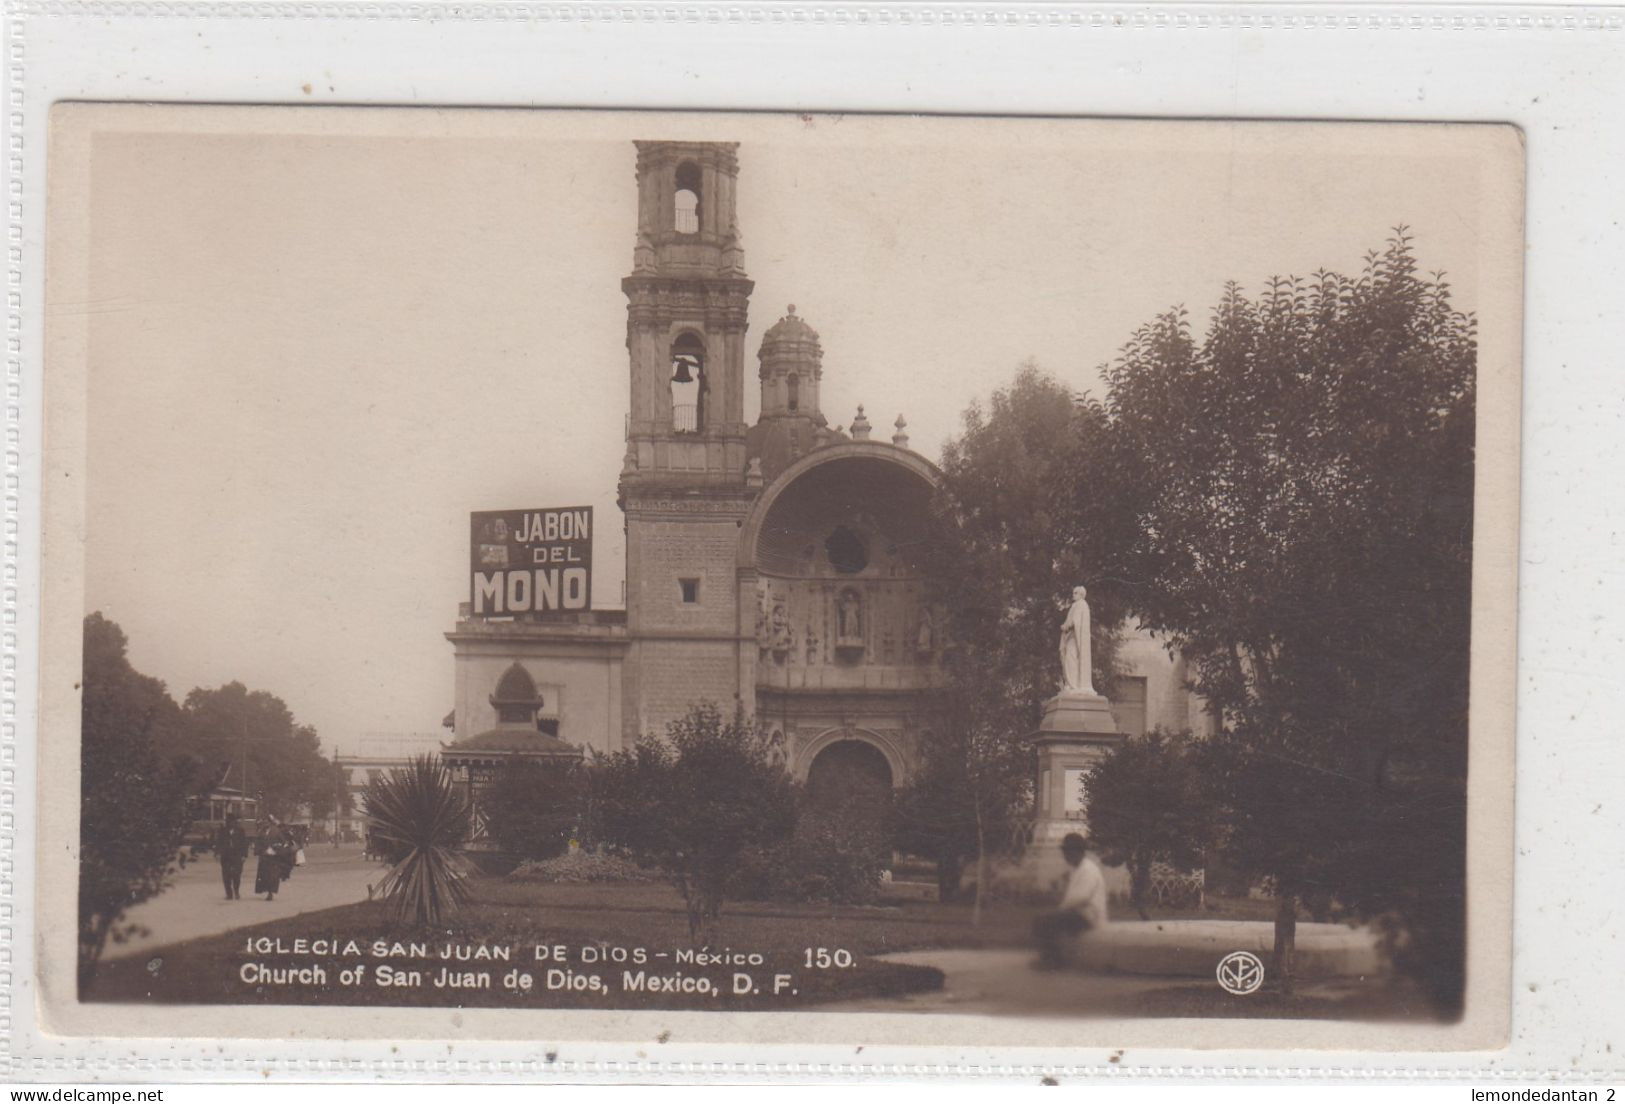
66, 108, 1502, 752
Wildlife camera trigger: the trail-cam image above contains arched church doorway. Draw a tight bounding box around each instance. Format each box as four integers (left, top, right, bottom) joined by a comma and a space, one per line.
805, 739, 895, 828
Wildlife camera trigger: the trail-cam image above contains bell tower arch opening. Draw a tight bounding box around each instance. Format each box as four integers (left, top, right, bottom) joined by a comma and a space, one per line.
673, 161, 702, 235
669, 331, 706, 433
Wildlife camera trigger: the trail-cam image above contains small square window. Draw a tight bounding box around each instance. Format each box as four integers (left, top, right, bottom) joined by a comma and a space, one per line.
679, 578, 700, 604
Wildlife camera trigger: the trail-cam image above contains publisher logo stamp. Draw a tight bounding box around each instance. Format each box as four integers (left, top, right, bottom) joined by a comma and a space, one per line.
1216, 951, 1265, 996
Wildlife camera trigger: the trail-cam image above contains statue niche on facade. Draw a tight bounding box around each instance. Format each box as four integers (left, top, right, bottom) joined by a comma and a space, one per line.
770, 599, 793, 654
915, 606, 935, 654
837, 588, 862, 640
1059, 586, 1098, 696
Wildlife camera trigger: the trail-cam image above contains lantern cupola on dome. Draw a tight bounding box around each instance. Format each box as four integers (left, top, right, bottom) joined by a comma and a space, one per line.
747, 305, 835, 482
758, 305, 824, 419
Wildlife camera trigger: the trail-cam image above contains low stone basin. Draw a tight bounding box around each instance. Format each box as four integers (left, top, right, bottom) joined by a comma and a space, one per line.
1067, 919, 1386, 979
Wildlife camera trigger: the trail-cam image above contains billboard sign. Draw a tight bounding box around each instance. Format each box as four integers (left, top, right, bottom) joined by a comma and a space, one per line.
469, 507, 592, 617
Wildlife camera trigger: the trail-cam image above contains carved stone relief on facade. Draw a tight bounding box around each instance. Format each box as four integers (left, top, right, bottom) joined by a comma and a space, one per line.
770, 595, 792, 656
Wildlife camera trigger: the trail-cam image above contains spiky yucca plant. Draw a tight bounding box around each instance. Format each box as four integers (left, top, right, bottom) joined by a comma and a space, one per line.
362, 755, 473, 926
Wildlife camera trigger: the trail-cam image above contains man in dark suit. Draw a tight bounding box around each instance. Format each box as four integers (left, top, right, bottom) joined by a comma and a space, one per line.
215, 812, 249, 900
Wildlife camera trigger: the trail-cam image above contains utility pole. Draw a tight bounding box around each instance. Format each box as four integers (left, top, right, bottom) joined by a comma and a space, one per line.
239, 714, 249, 817
333, 749, 343, 847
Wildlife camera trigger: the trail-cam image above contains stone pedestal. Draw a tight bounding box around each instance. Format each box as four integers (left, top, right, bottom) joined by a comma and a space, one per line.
1027, 690, 1125, 887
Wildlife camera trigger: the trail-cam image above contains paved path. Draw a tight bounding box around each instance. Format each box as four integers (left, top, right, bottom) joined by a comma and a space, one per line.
827, 949, 1173, 1016
106, 846, 384, 962
831, 942, 1407, 1018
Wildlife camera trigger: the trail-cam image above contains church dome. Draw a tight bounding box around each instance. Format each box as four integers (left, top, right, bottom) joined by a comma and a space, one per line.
761, 305, 821, 350
751, 304, 830, 479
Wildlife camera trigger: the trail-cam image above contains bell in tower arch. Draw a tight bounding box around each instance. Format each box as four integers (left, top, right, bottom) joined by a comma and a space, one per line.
669, 332, 706, 434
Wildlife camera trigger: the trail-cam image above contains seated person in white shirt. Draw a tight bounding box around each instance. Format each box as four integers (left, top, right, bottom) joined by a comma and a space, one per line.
1033, 832, 1109, 968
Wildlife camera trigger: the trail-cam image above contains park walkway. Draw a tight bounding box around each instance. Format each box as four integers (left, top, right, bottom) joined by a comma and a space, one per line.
828, 948, 1172, 1015
105, 845, 383, 962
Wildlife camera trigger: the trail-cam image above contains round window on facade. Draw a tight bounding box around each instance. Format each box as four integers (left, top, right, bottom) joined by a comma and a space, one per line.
825, 526, 868, 574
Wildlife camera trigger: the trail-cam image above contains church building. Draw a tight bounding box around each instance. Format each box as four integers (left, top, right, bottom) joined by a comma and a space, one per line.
444, 140, 1209, 798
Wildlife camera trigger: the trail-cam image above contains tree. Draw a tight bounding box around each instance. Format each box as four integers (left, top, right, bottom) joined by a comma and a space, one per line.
78, 613, 192, 991
892, 749, 977, 902
1095, 231, 1475, 1008
929, 365, 1133, 722
1084, 729, 1217, 918
893, 706, 1029, 919
594, 702, 796, 943
908, 366, 1133, 920
362, 756, 473, 925
177, 682, 329, 820
480, 758, 588, 860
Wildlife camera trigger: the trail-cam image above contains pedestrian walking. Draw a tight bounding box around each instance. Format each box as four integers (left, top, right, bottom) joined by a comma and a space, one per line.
214, 812, 249, 900
253, 816, 295, 901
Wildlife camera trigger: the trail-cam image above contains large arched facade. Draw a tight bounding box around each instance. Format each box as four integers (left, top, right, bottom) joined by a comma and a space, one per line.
738, 442, 945, 794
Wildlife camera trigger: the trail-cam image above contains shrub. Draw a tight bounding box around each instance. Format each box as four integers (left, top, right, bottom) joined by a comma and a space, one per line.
594, 702, 795, 943
727, 845, 777, 902
363, 756, 473, 926
510, 848, 658, 884
771, 803, 890, 905
480, 758, 588, 860
1085, 728, 1217, 919
729, 780, 892, 906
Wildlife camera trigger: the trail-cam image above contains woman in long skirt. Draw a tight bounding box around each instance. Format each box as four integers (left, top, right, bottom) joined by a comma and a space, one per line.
254, 817, 291, 901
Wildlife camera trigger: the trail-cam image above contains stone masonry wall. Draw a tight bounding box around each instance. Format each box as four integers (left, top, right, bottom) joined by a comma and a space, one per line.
626, 639, 741, 741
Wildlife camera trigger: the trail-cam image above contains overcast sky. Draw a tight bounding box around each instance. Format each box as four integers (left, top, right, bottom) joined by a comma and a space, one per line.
67, 109, 1500, 751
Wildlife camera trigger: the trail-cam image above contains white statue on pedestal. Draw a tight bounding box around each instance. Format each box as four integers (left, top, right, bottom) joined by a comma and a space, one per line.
1059, 586, 1097, 695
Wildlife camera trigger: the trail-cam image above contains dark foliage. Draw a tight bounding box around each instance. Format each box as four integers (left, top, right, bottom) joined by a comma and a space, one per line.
78, 613, 193, 991
480, 758, 589, 861
1097, 231, 1475, 1009
892, 728, 983, 903
1085, 729, 1218, 919
594, 702, 797, 943
171, 682, 331, 821
750, 762, 893, 905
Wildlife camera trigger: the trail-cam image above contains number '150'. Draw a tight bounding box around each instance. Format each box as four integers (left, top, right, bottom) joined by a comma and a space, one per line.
804, 948, 854, 969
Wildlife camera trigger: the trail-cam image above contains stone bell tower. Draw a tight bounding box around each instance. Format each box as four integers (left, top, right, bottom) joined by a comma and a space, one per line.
618, 141, 756, 741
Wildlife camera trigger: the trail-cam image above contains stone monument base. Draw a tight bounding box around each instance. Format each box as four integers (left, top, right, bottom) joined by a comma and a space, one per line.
1037, 688, 1120, 736
978, 688, 1129, 900
1030, 688, 1123, 848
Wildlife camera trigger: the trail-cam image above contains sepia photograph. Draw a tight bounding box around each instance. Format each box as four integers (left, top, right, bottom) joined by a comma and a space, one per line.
37, 105, 1522, 1048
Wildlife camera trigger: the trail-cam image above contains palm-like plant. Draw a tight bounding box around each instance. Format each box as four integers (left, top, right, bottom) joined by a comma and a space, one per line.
362, 755, 473, 926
